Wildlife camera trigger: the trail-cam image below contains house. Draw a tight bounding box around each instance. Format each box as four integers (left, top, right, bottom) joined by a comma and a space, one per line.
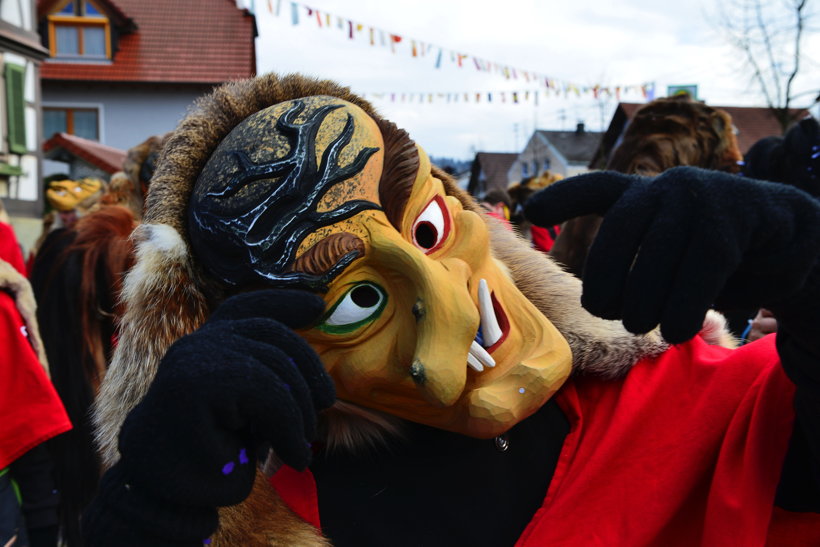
508, 123, 603, 184
467, 151, 518, 199
590, 102, 808, 169
37, 0, 256, 165
43, 131, 125, 179
1, 0, 49, 241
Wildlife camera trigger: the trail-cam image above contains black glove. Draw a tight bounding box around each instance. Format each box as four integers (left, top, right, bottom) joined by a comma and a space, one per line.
524, 166, 820, 344
82, 289, 335, 546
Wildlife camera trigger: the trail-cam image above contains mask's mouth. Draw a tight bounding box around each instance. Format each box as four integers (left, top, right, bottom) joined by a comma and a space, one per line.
467, 278, 510, 372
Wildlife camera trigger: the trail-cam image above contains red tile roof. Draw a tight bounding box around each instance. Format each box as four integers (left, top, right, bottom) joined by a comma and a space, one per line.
43, 132, 127, 174
39, 0, 256, 84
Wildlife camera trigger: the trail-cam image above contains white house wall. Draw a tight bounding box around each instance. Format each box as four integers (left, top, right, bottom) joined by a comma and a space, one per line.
1, 51, 40, 210
43, 83, 214, 151
1, 0, 27, 30
508, 133, 569, 182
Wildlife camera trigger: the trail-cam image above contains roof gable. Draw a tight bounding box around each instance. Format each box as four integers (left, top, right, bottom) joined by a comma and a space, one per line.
43, 132, 126, 173
39, 0, 256, 84
536, 128, 603, 164
468, 152, 518, 196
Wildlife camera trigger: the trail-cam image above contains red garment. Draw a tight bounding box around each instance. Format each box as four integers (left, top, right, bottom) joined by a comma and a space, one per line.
0, 222, 71, 470
0, 222, 26, 276
530, 224, 560, 253
271, 335, 820, 545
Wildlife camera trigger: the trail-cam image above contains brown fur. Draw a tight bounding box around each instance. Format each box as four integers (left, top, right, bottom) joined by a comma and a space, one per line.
292, 233, 365, 277
100, 134, 168, 220
99, 172, 144, 220
212, 471, 330, 547
376, 117, 420, 230
64, 206, 137, 391
92, 223, 211, 467
93, 74, 672, 545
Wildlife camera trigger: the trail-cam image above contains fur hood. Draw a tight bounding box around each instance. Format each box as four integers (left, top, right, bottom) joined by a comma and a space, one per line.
91, 73, 669, 545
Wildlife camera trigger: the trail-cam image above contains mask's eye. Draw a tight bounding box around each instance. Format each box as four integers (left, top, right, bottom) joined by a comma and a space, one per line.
317, 282, 387, 335
412, 195, 451, 253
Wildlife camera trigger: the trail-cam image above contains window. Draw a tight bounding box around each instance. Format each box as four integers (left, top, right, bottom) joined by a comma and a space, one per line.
521, 162, 529, 177
44, 107, 99, 141
47, 0, 110, 60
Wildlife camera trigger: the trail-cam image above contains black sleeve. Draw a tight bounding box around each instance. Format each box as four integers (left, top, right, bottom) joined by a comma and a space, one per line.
8, 444, 60, 546
774, 268, 820, 511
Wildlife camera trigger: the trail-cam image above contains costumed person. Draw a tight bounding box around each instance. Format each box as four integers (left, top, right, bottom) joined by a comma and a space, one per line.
26, 177, 106, 273
43, 178, 105, 232
82, 74, 820, 546
0, 219, 71, 547
479, 188, 513, 230
739, 117, 820, 343
101, 134, 168, 221
507, 171, 563, 253
549, 94, 743, 278
28, 163, 155, 545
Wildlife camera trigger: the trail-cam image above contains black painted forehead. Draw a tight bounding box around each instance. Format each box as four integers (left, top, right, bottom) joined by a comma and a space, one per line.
187, 96, 384, 291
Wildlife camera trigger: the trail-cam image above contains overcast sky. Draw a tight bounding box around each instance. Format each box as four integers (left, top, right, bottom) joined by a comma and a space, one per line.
251, 0, 819, 159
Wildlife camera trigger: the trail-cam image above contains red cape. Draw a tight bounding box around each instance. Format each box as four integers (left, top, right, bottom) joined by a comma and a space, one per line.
0, 223, 71, 469
271, 335, 820, 545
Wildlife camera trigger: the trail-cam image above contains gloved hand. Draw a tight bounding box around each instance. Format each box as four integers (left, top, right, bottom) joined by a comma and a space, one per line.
524, 166, 820, 344
82, 289, 335, 546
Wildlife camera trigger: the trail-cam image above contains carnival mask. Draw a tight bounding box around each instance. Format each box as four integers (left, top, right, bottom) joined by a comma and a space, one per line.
189, 96, 572, 438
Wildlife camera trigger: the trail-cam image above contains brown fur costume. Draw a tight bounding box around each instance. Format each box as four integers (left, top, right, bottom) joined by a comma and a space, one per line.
550, 95, 743, 278
101, 134, 168, 220
92, 74, 670, 544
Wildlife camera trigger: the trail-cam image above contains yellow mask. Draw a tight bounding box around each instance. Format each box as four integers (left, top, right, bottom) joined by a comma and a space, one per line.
189, 96, 572, 438
46, 177, 103, 212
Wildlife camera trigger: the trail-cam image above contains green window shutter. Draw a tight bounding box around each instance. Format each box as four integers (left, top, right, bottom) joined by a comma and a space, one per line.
5, 63, 27, 155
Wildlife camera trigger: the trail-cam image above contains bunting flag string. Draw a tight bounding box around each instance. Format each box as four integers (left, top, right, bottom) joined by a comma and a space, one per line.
358, 83, 656, 105
258, 1, 652, 99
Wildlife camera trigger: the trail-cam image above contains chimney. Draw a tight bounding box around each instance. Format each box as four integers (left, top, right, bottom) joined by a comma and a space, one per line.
575, 122, 585, 135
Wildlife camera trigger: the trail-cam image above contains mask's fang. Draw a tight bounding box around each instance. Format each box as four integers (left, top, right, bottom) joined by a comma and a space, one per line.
470, 340, 496, 369
478, 278, 503, 348
467, 352, 484, 372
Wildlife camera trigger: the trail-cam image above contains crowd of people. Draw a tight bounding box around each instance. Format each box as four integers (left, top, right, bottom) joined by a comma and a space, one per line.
1, 77, 819, 546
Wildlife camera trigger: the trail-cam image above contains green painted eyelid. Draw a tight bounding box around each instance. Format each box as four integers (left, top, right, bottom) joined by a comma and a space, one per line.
316, 283, 388, 335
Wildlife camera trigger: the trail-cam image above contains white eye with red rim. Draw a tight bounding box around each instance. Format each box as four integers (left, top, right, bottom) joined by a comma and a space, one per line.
412, 195, 451, 254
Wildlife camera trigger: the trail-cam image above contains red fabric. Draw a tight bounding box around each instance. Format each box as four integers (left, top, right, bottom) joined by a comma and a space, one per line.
519, 335, 798, 546
270, 464, 322, 531
0, 222, 26, 275
270, 335, 817, 544
0, 221, 71, 469
530, 224, 560, 253
0, 291, 71, 469
766, 507, 820, 546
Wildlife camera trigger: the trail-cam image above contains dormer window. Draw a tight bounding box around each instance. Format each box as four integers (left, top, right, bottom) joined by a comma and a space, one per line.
47, 0, 110, 61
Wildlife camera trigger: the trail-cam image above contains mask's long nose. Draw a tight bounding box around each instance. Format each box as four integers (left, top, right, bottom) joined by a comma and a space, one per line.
368, 218, 478, 407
